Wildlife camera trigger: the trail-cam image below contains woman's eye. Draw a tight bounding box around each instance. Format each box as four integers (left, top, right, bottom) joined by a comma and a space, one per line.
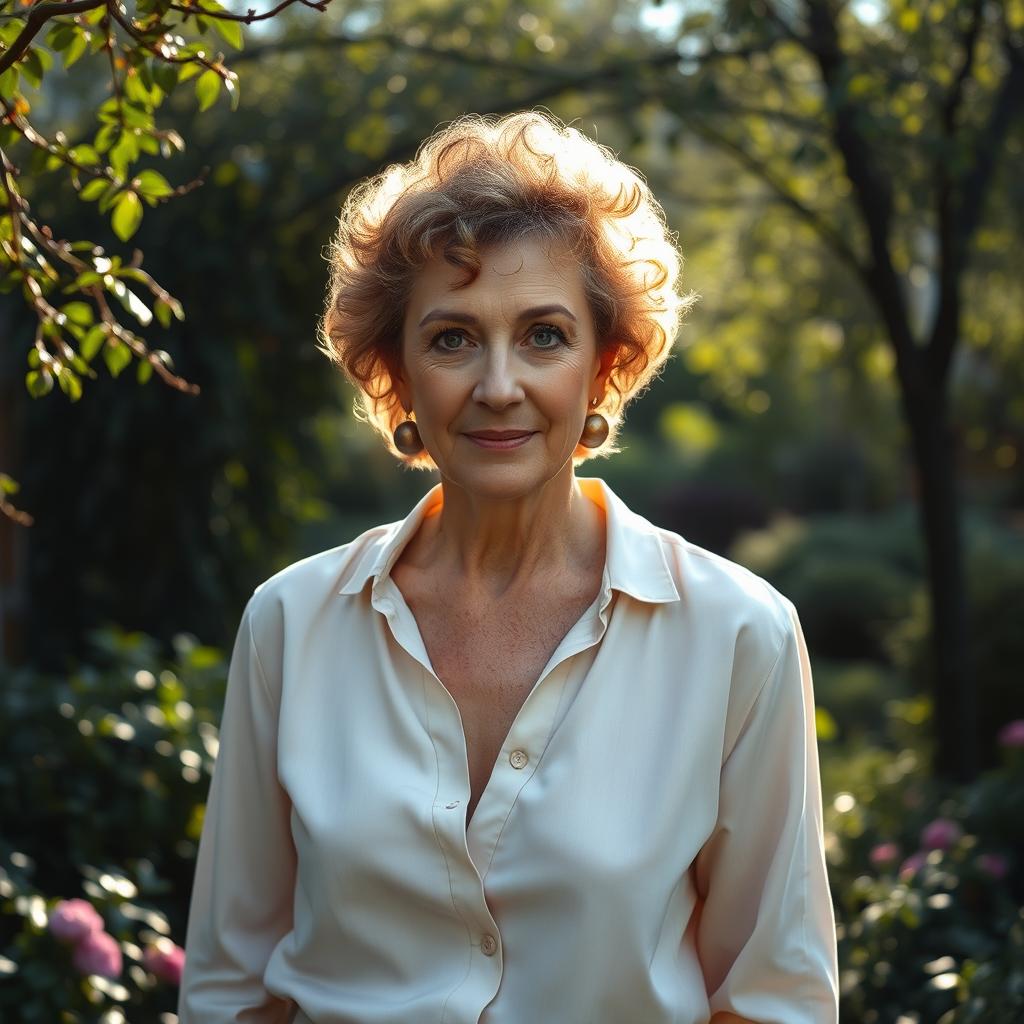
530, 325, 565, 349
433, 330, 466, 351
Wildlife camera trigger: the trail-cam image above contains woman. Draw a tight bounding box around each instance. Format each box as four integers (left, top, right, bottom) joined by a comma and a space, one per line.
179, 111, 839, 1024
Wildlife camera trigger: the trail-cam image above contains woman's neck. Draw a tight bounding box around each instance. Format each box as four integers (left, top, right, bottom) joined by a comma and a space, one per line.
406, 466, 604, 598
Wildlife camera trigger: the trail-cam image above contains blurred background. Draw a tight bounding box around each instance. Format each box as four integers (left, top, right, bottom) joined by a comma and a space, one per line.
1, 0, 1022, 1020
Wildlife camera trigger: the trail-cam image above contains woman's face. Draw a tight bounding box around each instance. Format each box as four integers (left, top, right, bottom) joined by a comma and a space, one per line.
396, 236, 612, 502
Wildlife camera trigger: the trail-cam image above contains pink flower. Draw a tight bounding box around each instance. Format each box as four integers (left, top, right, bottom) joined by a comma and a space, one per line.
71, 929, 122, 979
997, 720, 1024, 748
899, 851, 928, 881
144, 940, 186, 985
977, 852, 1009, 881
869, 842, 901, 868
48, 899, 104, 944
921, 817, 963, 851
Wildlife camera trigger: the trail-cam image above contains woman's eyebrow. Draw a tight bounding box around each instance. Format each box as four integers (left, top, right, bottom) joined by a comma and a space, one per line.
417, 304, 578, 328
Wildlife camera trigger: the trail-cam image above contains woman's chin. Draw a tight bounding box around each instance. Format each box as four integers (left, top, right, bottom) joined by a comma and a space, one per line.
439, 458, 572, 504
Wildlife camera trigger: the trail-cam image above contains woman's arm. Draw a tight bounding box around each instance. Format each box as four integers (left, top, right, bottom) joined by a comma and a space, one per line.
177, 592, 298, 1023
693, 597, 839, 1024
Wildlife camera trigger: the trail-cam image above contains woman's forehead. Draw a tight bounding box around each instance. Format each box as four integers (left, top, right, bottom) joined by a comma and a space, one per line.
406, 237, 586, 319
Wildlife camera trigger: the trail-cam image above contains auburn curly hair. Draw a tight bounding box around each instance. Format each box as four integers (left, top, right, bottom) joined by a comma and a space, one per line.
316, 109, 697, 468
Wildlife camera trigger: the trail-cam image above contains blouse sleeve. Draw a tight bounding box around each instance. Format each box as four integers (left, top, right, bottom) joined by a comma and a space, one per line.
693, 597, 839, 1024
178, 591, 297, 1024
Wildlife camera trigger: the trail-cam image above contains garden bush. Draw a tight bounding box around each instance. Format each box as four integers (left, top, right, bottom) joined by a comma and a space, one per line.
0, 626, 223, 1023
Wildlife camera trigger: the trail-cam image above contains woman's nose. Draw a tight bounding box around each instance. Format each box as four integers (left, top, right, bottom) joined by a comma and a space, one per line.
471, 348, 525, 409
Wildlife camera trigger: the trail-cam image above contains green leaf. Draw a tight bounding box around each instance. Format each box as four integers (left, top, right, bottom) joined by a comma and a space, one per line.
56, 366, 83, 401
121, 100, 154, 131
94, 123, 118, 154
0, 473, 19, 495
195, 69, 221, 112
135, 169, 173, 200
109, 131, 140, 177
137, 358, 154, 384
26, 370, 54, 397
112, 192, 143, 242
79, 178, 110, 201
60, 301, 93, 327
46, 23, 78, 52
63, 29, 90, 69
0, 67, 18, 98
212, 16, 244, 50
154, 297, 172, 329
103, 339, 133, 378
153, 62, 178, 94
70, 270, 103, 289
69, 144, 100, 167
19, 49, 45, 89
80, 325, 106, 361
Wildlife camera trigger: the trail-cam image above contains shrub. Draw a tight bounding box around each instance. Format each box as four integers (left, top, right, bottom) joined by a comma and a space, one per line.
0, 627, 223, 1022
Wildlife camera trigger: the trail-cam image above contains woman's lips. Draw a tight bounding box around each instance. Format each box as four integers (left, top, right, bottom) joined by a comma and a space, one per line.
464, 431, 536, 449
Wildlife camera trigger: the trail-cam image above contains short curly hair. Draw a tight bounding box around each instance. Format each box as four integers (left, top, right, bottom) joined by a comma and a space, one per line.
316, 109, 697, 469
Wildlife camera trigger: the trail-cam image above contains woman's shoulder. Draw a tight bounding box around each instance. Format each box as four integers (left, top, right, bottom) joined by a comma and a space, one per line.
644, 515, 796, 658
244, 518, 400, 628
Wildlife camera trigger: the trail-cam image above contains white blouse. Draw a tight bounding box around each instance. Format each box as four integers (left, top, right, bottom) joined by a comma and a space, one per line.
178, 477, 839, 1024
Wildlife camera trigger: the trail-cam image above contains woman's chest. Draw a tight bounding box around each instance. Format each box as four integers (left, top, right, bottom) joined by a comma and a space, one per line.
408, 595, 597, 819
277, 601, 726, 895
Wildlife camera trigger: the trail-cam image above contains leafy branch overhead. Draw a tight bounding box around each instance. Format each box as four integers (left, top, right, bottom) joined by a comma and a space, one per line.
0, 0, 332, 408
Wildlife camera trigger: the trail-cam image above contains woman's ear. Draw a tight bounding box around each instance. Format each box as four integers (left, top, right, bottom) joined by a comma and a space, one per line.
592, 343, 620, 404
386, 345, 412, 414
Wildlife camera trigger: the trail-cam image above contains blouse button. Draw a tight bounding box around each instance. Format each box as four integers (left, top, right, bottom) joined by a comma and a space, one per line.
480, 933, 498, 956
509, 749, 528, 770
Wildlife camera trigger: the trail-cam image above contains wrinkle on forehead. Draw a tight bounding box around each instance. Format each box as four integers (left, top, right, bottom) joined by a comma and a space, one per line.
407, 237, 587, 327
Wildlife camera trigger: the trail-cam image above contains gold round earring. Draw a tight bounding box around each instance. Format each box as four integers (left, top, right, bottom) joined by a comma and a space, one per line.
393, 419, 423, 455
580, 408, 609, 449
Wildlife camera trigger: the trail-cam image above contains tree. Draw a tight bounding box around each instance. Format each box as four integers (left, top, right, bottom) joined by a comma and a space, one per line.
654, 0, 1023, 783
0, 0, 332, 518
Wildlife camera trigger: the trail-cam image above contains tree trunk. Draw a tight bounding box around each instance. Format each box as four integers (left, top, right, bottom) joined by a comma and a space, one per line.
903, 382, 976, 782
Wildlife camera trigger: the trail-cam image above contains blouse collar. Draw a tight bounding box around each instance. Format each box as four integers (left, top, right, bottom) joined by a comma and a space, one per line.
337, 476, 680, 605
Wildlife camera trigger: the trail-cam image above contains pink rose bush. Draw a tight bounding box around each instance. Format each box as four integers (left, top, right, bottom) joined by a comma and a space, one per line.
47, 898, 104, 944
46, 898, 186, 987
869, 842, 901, 868
976, 852, 1009, 881
144, 939, 186, 985
920, 817, 962, 851
997, 719, 1024, 748
48, 899, 121, 979
71, 928, 123, 980
898, 850, 928, 881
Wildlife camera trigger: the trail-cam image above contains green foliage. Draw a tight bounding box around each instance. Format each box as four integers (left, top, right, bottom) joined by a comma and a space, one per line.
822, 700, 1024, 1022
0, 0, 244, 416
0, 628, 225, 1021
731, 509, 923, 661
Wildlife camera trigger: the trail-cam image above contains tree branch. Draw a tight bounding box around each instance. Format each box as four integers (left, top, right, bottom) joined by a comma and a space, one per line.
929, 17, 1024, 382
268, 42, 769, 228
166, 0, 331, 23
0, 0, 105, 75
803, 0, 918, 379
686, 117, 866, 279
